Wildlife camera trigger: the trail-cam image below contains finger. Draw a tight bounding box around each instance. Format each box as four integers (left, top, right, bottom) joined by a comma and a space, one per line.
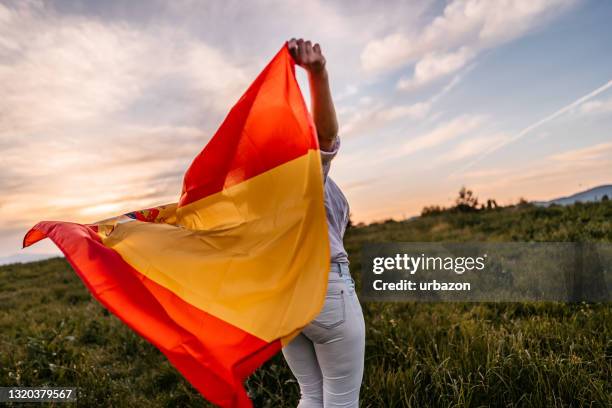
313, 43, 321, 55
297, 38, 306, 62
305, 41, 313, 58
288, 38, 298, 58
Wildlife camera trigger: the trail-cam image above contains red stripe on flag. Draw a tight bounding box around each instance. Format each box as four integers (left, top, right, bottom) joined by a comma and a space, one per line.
23, 221, 280, 408
179, 43, 318, 207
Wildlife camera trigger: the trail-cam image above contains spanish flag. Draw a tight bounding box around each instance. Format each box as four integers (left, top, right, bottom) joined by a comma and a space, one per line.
23, 43, 330, 407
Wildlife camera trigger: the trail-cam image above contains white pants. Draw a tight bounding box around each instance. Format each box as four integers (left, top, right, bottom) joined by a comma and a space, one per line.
282, 263, 366, 407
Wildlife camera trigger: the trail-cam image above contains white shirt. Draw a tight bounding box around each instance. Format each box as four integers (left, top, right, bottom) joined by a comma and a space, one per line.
320, 137, 350, 264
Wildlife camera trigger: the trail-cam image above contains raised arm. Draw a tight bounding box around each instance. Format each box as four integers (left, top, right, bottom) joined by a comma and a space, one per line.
288, 38, 338, 151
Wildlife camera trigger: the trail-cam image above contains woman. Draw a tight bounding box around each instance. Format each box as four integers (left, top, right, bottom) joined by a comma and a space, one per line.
283, 38, 366, 408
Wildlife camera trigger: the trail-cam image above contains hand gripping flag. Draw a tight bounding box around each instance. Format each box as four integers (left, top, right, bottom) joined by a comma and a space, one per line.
23, 43, 330, 407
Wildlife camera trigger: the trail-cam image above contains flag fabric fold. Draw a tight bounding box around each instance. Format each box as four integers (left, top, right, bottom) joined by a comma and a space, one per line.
23, 43, 330, 408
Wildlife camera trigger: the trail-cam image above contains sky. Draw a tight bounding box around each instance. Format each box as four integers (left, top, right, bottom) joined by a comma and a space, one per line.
1, 0, 611, 262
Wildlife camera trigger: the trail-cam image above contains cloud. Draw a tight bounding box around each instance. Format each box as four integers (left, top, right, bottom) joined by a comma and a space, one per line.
397, 47, 475, 90
0, 1, 248, 137
0, 124, 208, 228
575, 97, 612, 116
339, 68, 472, 139
457, 78, 612, 173
0, 1, 254, 241
339, 98, 435, 138
361, 0, 576, 88
375, 101, 432, 122
453, 142, 612, 199
0, 9, 147, 134
457, 168, 508, 180
342, 178, 379, 192
331, 116, 486, 173
401, 114, 485, 156
360, 33, 415, 73
437, 132, 510, 163
549, 141, 612, 162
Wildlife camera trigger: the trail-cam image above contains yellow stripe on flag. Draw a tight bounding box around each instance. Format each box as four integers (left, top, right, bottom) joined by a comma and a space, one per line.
99, 150, 329, 342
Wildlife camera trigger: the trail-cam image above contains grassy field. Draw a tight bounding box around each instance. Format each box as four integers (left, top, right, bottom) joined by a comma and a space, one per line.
1, 201, 611, 407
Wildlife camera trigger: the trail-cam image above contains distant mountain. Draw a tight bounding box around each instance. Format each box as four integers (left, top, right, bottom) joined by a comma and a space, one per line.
0, 253, 59, 266
534, 184, 612, 207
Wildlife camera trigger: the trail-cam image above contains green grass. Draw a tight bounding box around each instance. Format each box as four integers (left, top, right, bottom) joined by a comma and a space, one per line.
1, 201, 611, 407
